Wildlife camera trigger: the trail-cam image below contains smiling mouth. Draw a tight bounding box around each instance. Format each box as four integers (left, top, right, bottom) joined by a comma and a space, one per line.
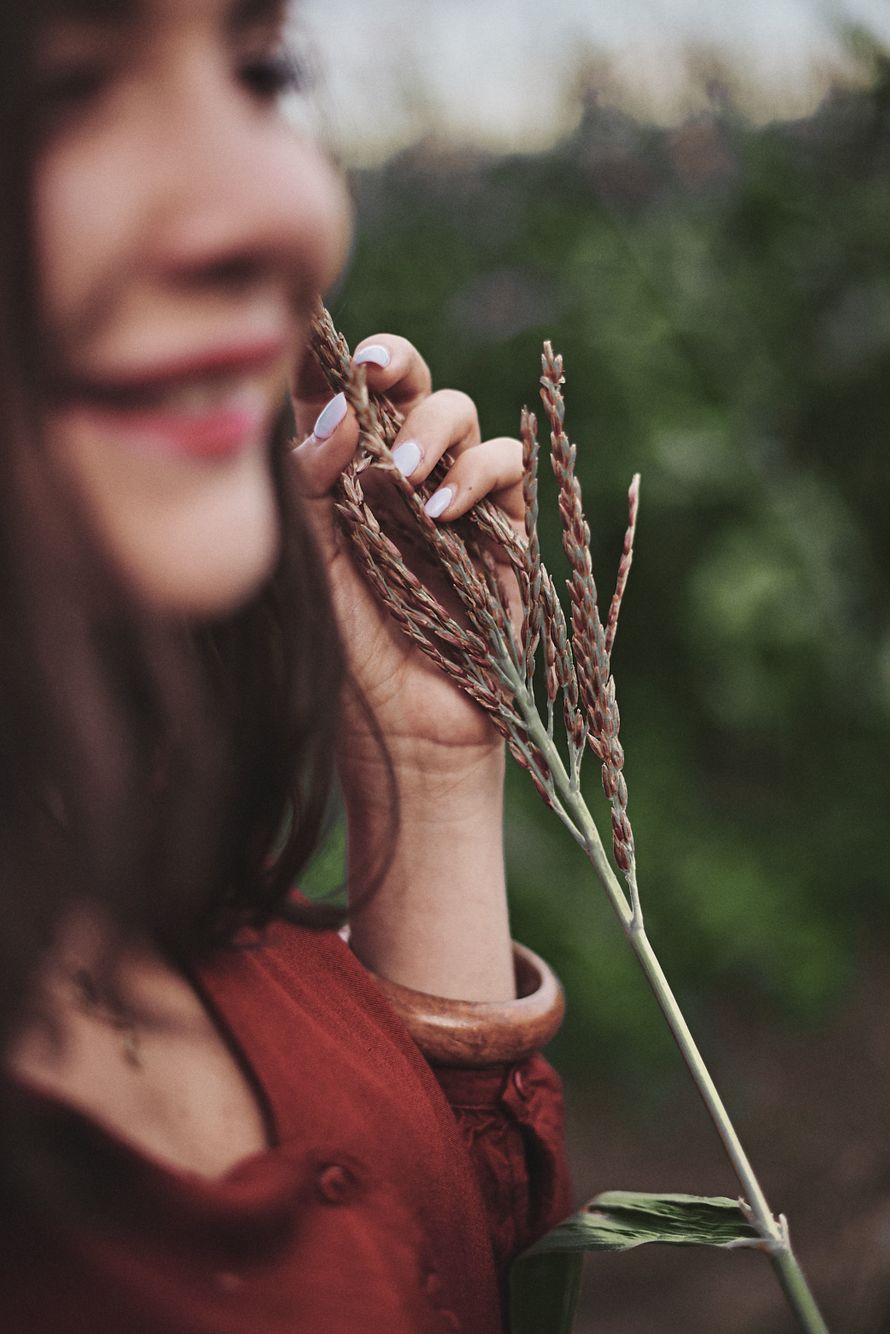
55, 341, 290, 462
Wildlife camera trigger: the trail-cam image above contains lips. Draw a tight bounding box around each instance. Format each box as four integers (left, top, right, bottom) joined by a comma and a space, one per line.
55, 336, 290, 463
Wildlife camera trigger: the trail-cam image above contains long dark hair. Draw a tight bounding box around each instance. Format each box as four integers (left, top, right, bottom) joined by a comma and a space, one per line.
0, 0, 386, 1136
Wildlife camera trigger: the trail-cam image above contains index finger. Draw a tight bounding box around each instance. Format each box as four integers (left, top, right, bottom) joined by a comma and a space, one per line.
351, 335, 433, 414
291, 333, 433, 439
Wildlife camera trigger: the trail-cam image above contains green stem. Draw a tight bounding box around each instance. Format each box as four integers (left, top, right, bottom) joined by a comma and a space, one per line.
772, 1247, 832, 1334
505, 664, 830, 1333
630, 927, 777, 1232
634, 928, 829, 1333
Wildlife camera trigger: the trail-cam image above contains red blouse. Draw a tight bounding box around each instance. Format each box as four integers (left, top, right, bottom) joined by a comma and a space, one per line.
6, 919, 572, 1333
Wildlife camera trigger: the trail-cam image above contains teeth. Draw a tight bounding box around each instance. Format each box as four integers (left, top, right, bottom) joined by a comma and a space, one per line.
135, 374, 269, 415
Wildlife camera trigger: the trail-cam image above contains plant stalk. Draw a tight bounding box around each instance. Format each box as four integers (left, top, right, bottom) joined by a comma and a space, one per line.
630, 928, 777, 1233
772, 1248, 832, 1334
628, 929, 827, 1334
508, 661, 829, 1334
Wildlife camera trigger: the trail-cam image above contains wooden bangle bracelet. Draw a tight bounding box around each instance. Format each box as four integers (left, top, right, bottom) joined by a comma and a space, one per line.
370, 943, 565, 1067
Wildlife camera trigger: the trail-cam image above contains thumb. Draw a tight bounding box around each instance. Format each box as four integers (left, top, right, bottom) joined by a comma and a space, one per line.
291, 392, 361, 499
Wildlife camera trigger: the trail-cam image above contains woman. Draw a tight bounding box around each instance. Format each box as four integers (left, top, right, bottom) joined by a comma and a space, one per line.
1, 0, 572, 1330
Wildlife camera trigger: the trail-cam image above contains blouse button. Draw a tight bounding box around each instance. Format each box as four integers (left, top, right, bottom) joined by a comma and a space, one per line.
423, 1269, 445, 1301
423, 1270, 461, 1329
316, 1162, 359, 1204
214, 1271, 243, 1294
512, 1066, 529, 1099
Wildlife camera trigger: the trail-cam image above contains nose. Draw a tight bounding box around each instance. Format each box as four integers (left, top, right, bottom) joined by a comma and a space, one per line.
146, 78, 351, 302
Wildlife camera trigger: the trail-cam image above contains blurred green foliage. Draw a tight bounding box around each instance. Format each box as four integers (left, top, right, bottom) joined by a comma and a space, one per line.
313, 46, 890, 1102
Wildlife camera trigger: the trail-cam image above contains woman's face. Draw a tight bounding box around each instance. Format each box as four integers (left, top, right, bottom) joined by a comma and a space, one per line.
36, 0, 350, 616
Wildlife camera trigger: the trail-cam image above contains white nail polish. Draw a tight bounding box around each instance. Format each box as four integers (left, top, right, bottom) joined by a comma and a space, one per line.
313, 392, 347, 441
392, 440, 422, 478
354, 344, 391, 368
424, 486, 454, 519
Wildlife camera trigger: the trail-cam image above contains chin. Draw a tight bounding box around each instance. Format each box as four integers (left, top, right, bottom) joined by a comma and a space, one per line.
127, 503, 282, 619
80, 455, 282, 620
139, 542, 280, 619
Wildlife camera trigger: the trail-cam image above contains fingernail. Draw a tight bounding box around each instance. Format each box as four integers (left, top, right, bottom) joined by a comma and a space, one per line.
354, 344, 390, 369
424, 486, 454, 519
391, 440, 422, 478
312, 392, 347, 442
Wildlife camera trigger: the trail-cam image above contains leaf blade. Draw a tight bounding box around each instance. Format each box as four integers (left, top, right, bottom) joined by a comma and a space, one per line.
509, 1192, 764, 1333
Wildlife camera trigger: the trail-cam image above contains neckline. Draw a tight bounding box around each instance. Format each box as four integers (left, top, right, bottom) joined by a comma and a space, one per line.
12, 949, 281, 1190
17, 1076, 284, 1193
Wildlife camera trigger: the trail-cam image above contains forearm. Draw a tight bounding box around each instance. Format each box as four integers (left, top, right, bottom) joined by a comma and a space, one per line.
342, 741, 516, 1003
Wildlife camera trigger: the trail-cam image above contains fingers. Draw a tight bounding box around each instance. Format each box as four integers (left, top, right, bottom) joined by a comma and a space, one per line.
388, 388, 480, 488
353, 335, 432, 412
291, 332, 431, 439
417, 436, 526, 525
291, 332, 524, 529
290, 390, 360, 499
291, 332, 435, 499
388, 392, 523, 525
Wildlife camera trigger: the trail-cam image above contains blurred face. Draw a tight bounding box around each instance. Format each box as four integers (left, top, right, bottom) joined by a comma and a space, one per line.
35, 0, 350, 616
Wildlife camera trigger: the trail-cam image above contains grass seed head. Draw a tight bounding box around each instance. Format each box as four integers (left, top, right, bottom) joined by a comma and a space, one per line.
309, 307, 639, 884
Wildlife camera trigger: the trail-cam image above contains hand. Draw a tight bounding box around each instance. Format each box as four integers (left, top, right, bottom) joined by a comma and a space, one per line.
291, 334, 526, 787
292, 335, 521, 998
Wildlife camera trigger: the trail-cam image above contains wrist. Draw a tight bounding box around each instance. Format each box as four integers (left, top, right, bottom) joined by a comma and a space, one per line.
342, 744, 513, 1001
338, 735, 505, 822
343, 763, 506, 908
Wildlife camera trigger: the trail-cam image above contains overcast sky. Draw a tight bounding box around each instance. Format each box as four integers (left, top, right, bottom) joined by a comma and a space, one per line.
295, 0, 890, 162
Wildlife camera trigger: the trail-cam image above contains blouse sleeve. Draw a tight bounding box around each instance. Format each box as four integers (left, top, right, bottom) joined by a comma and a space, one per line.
432, 1055, 574, 1282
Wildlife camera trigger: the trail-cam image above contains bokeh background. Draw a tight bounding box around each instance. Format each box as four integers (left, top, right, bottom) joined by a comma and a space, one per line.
295, 2, 890, 1329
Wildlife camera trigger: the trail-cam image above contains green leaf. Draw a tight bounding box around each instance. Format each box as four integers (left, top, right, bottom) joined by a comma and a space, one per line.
509, 1191, 763, 1334
509, 1251, 583, 1334
528, 1190, 764, 1256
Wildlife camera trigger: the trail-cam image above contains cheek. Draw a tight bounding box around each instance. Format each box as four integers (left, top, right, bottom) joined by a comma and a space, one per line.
52, 420, 282, 616
35, 132, 137, 335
